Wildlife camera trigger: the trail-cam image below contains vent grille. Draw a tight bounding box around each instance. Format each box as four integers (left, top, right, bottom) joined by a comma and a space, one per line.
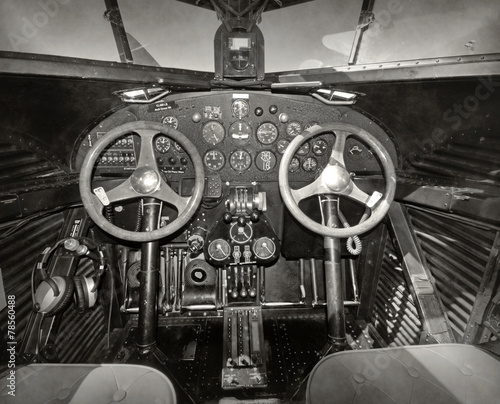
407, 208, 496, 341
372, 237, 422, 346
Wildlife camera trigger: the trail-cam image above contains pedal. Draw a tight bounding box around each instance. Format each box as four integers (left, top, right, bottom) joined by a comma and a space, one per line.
222, 307, 267, 389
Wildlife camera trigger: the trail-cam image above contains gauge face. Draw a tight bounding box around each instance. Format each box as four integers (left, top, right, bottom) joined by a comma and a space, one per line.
255, 151, 277, 172
230, 222, 253, 244
253, 237, 276, 260
162, 116, 178, 129
286, 121, 303, 137
229, 121, 252, 145
312, 139, 328, 155
276, 139, 290, 154
303, 156, 318, 172
208, 239, 231, 261
154, 136, 171, 153
289, 157, 300, 172
202, 121, 225, 145
204, 150, 225, 171
230, 150, 252, 171
296, 142, 310, 156
256, 122, 278, 145
232, 99, 249, 119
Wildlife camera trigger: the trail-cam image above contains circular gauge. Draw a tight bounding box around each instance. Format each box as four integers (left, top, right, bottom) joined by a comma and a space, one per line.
296, 142, 310, 156
202, 121, 225, 145
255, 151, 277, 172
173, 142, 184, 153
162, 116, 178, 129
230, 222, 253, 244
229, 121, 252, 145
253, 237, 276, 260
230, 150, 252, 172
154, 136, 171, 153
208, 239, 231, 261
286, 121, 303, 137
232, 99, 250, 119
204, 150, 225, 171
305, 121, 319, 130
303, 157, 318, 172
256, 122, 278, 145
312, 139, 328, 155
276, 139, 290, 154
289, 157, 300, 172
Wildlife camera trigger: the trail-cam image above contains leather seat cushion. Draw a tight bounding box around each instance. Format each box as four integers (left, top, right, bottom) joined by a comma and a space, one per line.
1, 363, 176, 403
307, 344, 500, 404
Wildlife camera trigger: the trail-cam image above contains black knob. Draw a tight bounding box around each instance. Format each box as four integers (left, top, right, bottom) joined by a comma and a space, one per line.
269, 105, 278, 114
237, 216, 246, 227
168, 157, 177, 165
250, 211, 260, 222
223, 212, 233, 223
255, 107, 264, 116
180, 157, 188, 165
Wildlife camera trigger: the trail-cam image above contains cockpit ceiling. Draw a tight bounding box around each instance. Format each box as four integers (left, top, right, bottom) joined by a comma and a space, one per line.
175, 0, 315, 13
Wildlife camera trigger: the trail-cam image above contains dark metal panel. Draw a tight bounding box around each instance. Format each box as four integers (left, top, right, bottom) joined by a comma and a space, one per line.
388, 203, 455, 343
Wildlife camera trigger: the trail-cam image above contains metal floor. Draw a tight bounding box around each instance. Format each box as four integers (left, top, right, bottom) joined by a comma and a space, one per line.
101, 309, 330, 404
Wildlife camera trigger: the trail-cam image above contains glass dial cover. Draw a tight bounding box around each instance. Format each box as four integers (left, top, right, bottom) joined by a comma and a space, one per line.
231, 99, 250, 119
230, 222, 253, 244
253, 237, 276, 260
154, 136, 171, 153
208, 239, 231, 261
202, 121, 225, 145
204, 150, 225, 171
229, 150, 252, 171
256, 122, 278, 145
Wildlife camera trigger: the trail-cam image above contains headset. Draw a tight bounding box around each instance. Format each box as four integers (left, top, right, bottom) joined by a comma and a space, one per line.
32, 237, 106, 316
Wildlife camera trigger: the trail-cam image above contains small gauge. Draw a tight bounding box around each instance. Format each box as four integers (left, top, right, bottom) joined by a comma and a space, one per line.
154, 136, 171, 153
230, 150, 252, 171
289, 157, 300, 172
255, 151, 277, 172
303, 157, 318, 172
204, 150, 225, 171
312, 139, 328, 155
286, 121, 303, 137
208, 239, 231, 261
276, 139, 290, 154
253, 237, 276, 260
296, 142, 310, 156
230, 222, 253, 244
229, 121, 252, 145
305, 121, 320, 130
232, 99, 250, 119
173, 142, 184, 153
202, 121, 225, 145
256, 122, 278, 145
162, 116, 178, 129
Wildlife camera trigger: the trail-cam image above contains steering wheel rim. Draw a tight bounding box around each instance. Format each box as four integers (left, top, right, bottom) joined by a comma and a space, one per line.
79, 121, 204, 242
279, 123, 396, 238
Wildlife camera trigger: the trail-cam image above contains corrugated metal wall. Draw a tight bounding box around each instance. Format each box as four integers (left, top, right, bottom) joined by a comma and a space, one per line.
407, 208, 496, 342
372, 238, 423, 346
0, 214, 64, 343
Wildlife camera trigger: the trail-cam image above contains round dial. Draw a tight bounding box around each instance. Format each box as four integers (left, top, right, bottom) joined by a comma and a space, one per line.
232, 99, 249, 119
230, 222, 253, 244
255, 151, 277, 172
256, 122, 278, 145
296, 142, 310, 156
253, 237, 276, 260
154, 136, 171, 153
204, 150, 225, 171
162, 116, 178, 129
230, 150, 252, 171
286, 121, 303, 137
289, 157, 300, 172
208, 239, 231, 261
276, 139, 290, 154
303, 156, 318, 172
229, 121, 252, 145
202, 121, 225, 145
312, 139, 328, 155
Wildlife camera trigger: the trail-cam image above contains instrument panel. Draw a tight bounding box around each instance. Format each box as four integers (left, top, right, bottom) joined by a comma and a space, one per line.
75, 91, 398, 181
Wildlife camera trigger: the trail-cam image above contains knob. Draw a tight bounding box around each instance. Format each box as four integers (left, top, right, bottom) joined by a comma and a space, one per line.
237, 216, 246, 227
223, 212, 233, 223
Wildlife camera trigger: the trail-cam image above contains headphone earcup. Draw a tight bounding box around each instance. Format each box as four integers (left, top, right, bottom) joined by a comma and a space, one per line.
73, 276, 87, 313
34, 276, 74, 316
73, 276, 98, 313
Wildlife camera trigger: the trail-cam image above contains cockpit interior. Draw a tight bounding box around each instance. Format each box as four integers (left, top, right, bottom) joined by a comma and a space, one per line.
1, 1, 500, 403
